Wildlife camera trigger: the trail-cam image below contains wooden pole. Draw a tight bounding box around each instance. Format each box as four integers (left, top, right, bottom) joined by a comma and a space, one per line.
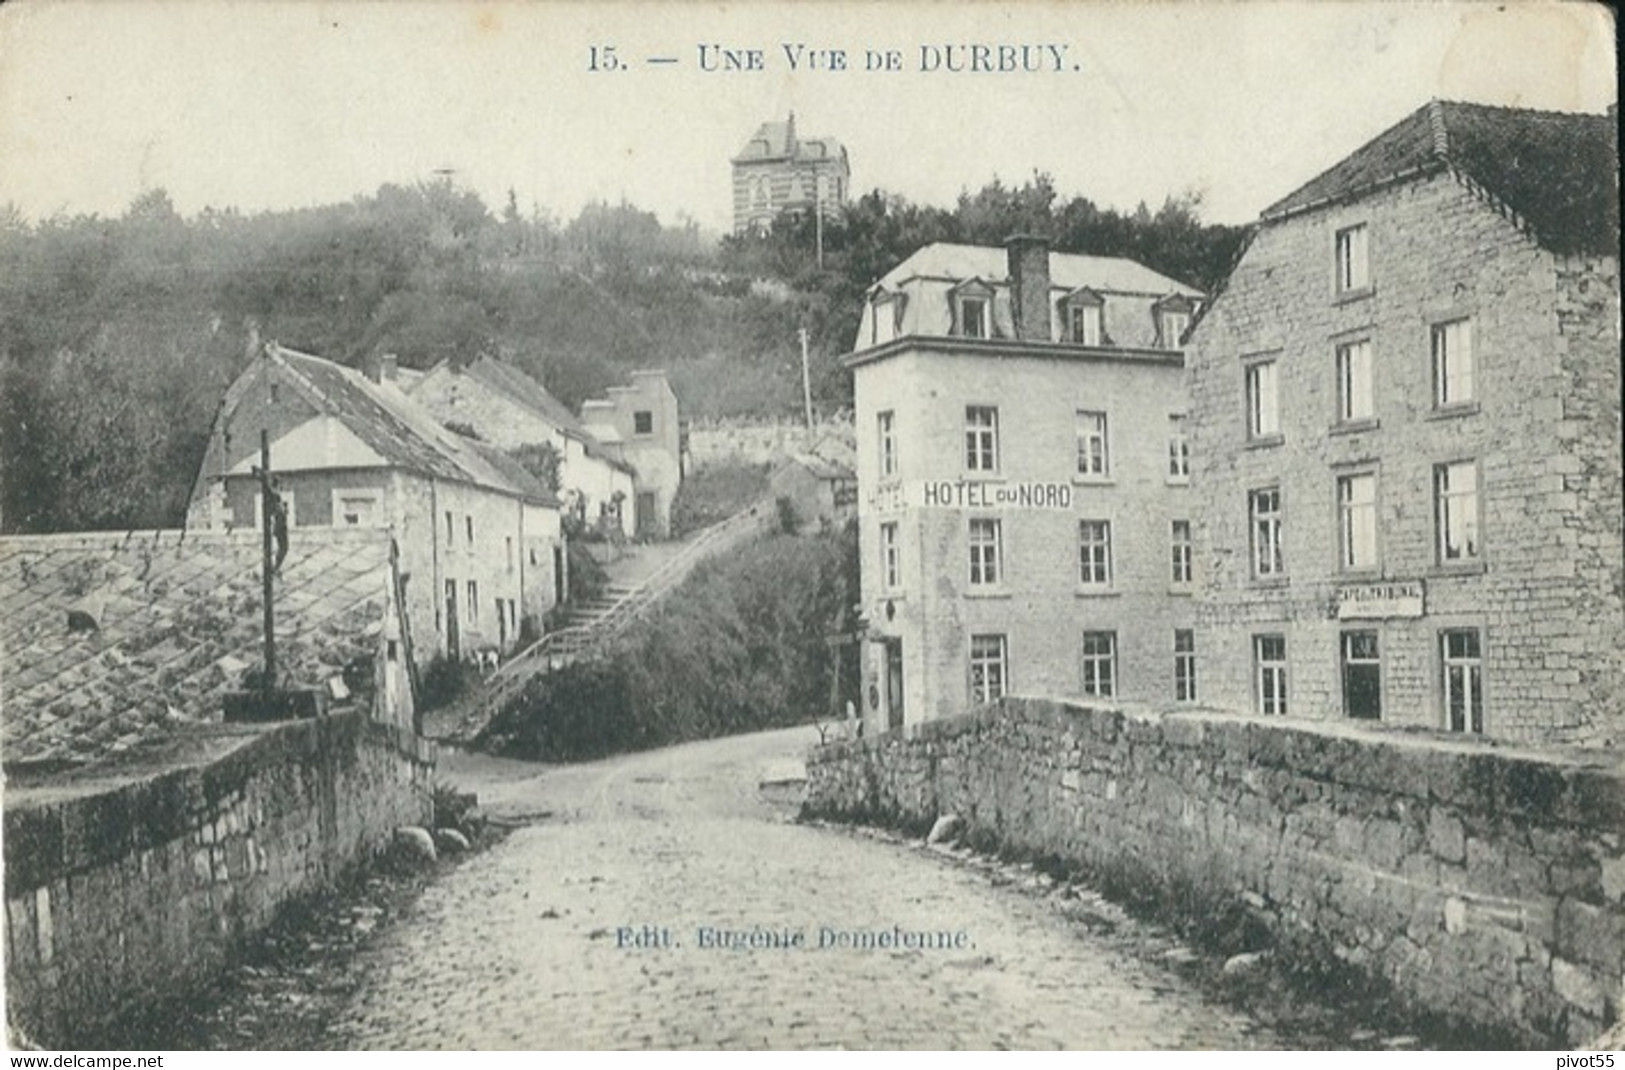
799, 327, 814, 430
259, 429, 276, 697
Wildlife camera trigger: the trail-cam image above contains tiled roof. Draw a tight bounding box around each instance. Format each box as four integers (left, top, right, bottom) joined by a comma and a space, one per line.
879, 243, 1202, 297
269, 345, 558, 505
0, 529, 399, 770
1262, 100, 1619, 254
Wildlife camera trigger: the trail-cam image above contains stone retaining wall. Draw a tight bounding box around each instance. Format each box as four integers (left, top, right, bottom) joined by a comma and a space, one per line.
804, 698, 1624, 1046
4, 714, 435, 1046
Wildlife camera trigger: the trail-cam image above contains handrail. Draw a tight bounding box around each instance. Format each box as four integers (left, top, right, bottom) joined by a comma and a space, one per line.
444, 499, 775, 737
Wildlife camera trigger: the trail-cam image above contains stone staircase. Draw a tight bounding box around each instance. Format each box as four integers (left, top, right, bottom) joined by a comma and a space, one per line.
430, 500, 776, 742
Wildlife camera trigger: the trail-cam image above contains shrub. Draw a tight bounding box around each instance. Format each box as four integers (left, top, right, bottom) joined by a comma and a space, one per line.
419, 654, 478, 712
478, 525, 860, 761
669, 459, 771, 536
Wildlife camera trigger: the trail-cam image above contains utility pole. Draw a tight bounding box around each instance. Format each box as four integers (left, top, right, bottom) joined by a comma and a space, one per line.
798, 327, 814, 430
255, 430, 276, 699
814, 175, 825, 270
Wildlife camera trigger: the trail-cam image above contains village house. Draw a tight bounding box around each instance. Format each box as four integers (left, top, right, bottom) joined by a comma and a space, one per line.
0, 526, 416, 770
579, 369, 684, 539
732, 113, 850, 235
404, 354, 638, 540
187, 343, 565, 662
846, 237, 1205, 730
768, 445, 857, 531
1185, 100, 1621, 746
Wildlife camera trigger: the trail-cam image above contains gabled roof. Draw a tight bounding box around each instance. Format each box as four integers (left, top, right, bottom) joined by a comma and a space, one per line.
265, 345, 558, 506
0, 529, 399, 770
878, 243, 1201, 297
1263, 100, 1619, 255
454, 356, 635, 474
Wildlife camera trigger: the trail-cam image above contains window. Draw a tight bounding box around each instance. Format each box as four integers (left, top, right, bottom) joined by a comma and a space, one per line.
1432, 319, 1475, 408
1246, 359, 1280, 439
1081, 631, 1116, 698
1174, 629, 1197, 702
1341, 631, 1381, 720
1078, 520, 1112, 587
877, 410, 897, 478
1167, 416, 1190, 480
1441, 629, 1484, 734
506, 536, 515, 573
970, 634, 1008, 704
1434, 461, 1481, 563
1159, 309, 1190, 350
958, 296, 990, 339
634, 410, 654, 435
1335, 224, 1369, 292
1255, 635, 1288, 715
466, 580, 479, 625
1075, 410, 1109, 478
335, 493, 378, 527
445, 510, 454, 542
1338, 472, 1378, 571
1068, 302, 1102, 346
465, 515, 475, 546
964, 406, 999, 472
968, 518, 1002, 587
1336, 340, 1374, 422
1249, 487, 1284, 578
880, 521, 900, 589
1171, 520, 1194, 585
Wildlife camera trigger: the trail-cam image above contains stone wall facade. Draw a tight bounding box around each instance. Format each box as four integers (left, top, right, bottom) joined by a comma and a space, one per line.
3, 715, 435, 1046
805, 698, 1624, 1046
1186, 169, 1624, 745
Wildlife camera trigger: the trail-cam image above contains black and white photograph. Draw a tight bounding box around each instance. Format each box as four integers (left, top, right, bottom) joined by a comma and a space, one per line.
0, 0, 1619, 1053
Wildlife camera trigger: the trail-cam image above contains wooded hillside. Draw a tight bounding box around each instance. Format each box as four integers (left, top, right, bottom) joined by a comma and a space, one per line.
0, 175, 1245, 533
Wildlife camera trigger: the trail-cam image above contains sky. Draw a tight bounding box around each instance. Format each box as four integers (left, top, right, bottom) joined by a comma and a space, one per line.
0, 0, 1616, 233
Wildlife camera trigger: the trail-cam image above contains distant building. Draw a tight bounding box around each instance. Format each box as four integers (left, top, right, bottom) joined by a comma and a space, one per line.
732, 112, 850, 234
846, 237, 1204, 731
406, 355, 638, 540
579, 370, 684, 539
1186, 100, 1621, 746
0, 527, 415, 770
187, 344, 565, 661
769, 447, 857, 530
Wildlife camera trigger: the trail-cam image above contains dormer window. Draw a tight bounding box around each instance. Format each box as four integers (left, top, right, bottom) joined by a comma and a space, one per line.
1153, 294, 1196, 350
1061, 287, 1105, 346
950, 279, 995, 339
868, 288, 908, 347
960, 296, 989, 339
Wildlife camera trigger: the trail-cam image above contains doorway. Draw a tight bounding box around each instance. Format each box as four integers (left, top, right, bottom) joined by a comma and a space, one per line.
884, 638, 905, 730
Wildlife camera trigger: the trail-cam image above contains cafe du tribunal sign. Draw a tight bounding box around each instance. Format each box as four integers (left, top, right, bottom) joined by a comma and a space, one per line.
1337, 580, 1426, 619
867, 479, 1074, 512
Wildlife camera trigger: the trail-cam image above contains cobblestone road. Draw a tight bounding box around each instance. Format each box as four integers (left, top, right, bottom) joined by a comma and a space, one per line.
329, 728, 1290, 1050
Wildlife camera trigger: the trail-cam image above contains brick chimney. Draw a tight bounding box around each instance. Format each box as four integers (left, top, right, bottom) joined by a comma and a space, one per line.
1006, 235, 1052, 342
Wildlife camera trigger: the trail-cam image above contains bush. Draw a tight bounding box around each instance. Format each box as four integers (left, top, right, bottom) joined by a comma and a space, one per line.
566, 539, 609, 604
669, 460, 771, 536
419, 654, 478, 712
478, 525, 860, 761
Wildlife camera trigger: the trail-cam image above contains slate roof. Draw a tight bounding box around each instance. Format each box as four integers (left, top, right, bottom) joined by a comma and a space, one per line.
877, 243, 1202, 298
856, 242, 1202, 352
454, 357, 635, 474
1263, 100, 1619, 255
734, 118, 847, 164
267, 345, 559, 506
0, 529, 399, 771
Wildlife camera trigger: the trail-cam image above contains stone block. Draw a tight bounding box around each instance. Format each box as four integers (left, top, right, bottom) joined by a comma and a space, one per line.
1551, 956, 1609, 1020
1426, 807, 1467, 866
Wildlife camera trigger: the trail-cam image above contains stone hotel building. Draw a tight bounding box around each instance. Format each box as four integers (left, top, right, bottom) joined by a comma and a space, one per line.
846, 238, 1204, 730
1186, 101, 1621, 746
